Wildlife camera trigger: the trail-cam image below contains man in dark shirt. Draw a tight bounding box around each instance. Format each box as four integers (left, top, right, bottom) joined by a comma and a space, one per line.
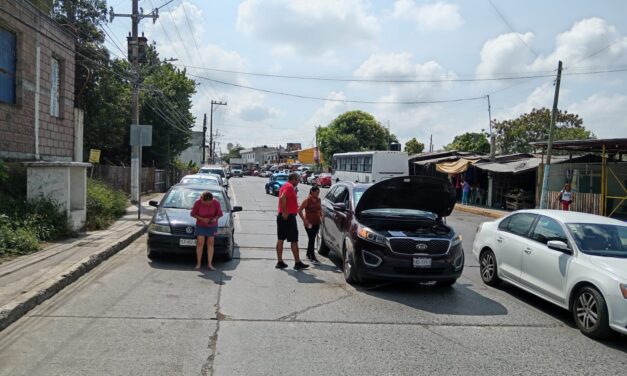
276, 173, 309, 270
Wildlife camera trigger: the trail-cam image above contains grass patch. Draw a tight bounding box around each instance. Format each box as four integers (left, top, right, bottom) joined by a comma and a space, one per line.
86, 178, 128, 230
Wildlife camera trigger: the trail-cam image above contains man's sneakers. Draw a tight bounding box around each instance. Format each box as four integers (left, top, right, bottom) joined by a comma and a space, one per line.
275, 261, 288, 269
306, 251, 321, 265
294, 261, 310, 270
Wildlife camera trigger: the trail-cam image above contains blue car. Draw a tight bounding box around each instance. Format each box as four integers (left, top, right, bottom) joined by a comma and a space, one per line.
265, 173, 289, 196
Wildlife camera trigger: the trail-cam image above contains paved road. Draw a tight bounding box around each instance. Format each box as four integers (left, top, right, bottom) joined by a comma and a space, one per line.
0, 177, 625, 375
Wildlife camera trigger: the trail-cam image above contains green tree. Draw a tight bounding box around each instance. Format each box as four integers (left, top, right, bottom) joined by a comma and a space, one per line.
492, 108, 594, 154
316, 111, 397, 164
403, 138, 425, 154
444, 132, 490, 153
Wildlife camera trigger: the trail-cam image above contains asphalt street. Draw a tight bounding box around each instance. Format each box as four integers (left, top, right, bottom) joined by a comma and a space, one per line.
0, 177, 625, 376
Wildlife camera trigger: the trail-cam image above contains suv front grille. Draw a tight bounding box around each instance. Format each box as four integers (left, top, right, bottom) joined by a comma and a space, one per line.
388, 239, 450, 255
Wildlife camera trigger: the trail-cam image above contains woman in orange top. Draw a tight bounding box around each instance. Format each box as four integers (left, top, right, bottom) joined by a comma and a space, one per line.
298, 186, 322, 265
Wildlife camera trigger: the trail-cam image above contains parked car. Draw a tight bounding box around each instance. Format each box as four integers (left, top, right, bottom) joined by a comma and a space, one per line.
307, 172, 320, 185
198, 165, 229, 188
300, 171, 313, 184
259, 171, 271, 178
315, 173, 333, 187
265, 173, 289, 196
179, 174, 221, 186
231, 168, 243, 177
147, 184, 243, 261
473, 209, 627, 339
318, 176, 462, 286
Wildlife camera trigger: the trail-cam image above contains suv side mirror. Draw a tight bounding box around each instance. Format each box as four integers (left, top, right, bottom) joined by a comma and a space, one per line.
547, 240, 571, 253
332, 202, 347, 212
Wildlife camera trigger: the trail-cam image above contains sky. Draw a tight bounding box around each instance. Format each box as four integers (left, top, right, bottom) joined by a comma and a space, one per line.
104, 0, 627, 153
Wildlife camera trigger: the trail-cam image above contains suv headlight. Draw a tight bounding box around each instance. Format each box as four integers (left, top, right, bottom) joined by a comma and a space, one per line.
357, 225, 387, 246
149, 223, 171, 234
217, 227, 231, 235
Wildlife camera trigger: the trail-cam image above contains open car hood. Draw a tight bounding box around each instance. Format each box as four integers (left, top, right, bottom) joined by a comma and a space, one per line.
355, 176, 456, 218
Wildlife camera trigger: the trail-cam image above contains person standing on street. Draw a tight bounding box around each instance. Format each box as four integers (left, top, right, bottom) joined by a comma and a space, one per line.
461, 179, 470, 205
298, 186, 322, 265
558, 183, 574, 211
191, 191, 223, 271
276, 173, 309, 270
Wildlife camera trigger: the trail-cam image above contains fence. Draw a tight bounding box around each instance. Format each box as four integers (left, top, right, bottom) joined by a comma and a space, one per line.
547, 191, 602, 215
89, 165, 186, 195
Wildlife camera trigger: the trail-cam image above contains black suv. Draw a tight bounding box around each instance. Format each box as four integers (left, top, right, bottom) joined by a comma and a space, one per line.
318, 176, 464, 285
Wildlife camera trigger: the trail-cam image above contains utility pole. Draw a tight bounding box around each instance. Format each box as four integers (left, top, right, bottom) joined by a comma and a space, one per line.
209, 100, 227, 164
109, 1, 158, 208
202, 113, 207, 164
539, 60, 563, 209
429, 134, 433, 152
487, 94, 495, 161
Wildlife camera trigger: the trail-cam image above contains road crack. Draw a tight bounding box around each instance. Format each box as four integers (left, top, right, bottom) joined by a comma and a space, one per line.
276, 292, 354, 321
200, 273, 224, 376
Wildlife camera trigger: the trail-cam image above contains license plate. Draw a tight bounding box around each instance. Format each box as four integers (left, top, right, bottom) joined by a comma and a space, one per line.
413, 257, 431, 268
180, 238, 197, 247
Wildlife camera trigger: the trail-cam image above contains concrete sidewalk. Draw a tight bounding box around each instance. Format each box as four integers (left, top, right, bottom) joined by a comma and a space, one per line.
454, 203, 508, 219
0, 195, 162, 331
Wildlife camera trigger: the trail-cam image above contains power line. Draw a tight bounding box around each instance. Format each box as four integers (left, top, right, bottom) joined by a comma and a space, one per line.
488, 0, 539, 58
187, 73, 487, 105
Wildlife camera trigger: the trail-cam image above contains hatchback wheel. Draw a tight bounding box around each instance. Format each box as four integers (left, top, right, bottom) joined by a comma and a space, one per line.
573, 286, 611, 339
223, 237, 234, 261
343, 249, 360, 285
479, 249, 501, 286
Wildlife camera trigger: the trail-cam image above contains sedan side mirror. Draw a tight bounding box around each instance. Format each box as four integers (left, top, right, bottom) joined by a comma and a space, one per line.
148, 200, 159, 207
547, 240, 571, 253
232, 206, 243, 212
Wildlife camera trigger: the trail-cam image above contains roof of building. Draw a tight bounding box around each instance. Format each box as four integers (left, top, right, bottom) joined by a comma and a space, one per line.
530, 138, 627, 152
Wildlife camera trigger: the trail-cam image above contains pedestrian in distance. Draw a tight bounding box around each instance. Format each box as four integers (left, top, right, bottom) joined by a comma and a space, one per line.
558, 183, 574, 211
191, 191, 223, 271
276, 173, 309, 270
298, 186, 322, 265
461, 179, 470, 205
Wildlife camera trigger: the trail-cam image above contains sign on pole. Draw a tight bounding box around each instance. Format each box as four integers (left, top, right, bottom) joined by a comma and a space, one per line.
130, 124, 152, 146
88, 149, 101, 163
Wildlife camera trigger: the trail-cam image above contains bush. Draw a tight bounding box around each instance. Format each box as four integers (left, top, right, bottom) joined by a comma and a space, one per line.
86, 179, 127, 230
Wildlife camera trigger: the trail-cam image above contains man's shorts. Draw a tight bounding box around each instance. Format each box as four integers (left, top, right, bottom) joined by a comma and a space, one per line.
277, 214, 298, 242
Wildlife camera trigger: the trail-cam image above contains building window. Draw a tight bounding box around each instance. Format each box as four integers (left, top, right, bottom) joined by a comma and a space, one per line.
0, 27, 17, 104
50, 58, 60, 117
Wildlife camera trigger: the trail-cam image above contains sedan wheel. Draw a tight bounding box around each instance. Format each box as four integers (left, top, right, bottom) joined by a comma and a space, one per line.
573, 286, 611, 339
479, 249, 501, 286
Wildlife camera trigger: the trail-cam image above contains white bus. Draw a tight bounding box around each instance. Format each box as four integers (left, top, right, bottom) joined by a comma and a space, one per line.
332, 151, 408, 183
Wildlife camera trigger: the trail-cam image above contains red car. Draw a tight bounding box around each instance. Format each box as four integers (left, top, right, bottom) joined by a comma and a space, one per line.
315, 173, 333, 187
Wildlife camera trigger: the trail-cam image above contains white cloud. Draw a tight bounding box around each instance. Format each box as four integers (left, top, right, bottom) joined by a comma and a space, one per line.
492, 83, 556, 121
307, 91, 349, 127
392, 0, 464, 31
477, 17, 627, 77
354, 53, 457, 103
568, 94, 627, 138
236, 0, 379, 55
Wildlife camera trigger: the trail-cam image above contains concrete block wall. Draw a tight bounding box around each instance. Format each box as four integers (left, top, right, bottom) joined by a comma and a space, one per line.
0, 0, 75, 161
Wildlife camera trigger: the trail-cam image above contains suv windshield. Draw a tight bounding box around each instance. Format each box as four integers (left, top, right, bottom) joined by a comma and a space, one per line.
567, 223, 627, 258
162, 188, 227, 210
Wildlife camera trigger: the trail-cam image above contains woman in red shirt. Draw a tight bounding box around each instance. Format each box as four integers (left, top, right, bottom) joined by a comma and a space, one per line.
298, 186, 322, 265
191, 191, 223, 271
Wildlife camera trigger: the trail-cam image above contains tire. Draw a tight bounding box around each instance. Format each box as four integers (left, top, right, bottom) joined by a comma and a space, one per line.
265, 186, 270, 195
435, 278, 457, 288
147, 248, 158, 260
479, 249, 501, 286
318, 228, 330, 256
343, 248, 360, 285
223, 237, 234, 261
572, 286, 611, 339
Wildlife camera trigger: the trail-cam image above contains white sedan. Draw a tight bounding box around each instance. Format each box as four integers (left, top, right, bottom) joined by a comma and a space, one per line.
473, 209, 627, 339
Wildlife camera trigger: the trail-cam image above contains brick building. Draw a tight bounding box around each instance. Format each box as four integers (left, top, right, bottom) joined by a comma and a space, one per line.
0, 0, 76, 161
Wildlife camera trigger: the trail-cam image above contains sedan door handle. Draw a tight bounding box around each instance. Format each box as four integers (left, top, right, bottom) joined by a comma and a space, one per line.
496, 237, 503, 243
523, 247, 532, 254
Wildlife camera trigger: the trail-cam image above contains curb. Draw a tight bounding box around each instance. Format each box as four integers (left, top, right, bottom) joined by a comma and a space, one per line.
454, 204, 506, 219
0, 225, 147, 332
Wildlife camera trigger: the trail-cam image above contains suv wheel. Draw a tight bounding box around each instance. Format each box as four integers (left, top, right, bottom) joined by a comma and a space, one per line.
318, 228, 330, 256
343, 249, 360, 285
573, 286, 611, 339
479, 249, 501, 286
